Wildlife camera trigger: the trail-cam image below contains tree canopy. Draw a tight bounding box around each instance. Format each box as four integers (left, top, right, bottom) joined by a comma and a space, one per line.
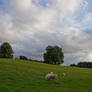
19, 56, 28, 60
44, 45, 64, 65
0, 42, 13, 58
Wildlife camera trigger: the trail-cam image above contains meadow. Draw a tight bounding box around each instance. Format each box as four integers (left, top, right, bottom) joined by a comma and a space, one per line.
0, 59, 92, 92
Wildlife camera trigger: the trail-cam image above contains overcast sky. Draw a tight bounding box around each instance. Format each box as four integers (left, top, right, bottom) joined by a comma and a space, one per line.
0, 0, 92, 65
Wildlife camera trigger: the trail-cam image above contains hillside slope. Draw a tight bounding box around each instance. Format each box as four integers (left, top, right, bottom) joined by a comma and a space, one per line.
0, 59, 92, 92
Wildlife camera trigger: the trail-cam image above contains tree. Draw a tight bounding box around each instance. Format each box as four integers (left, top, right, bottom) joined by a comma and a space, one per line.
0, 42, 13, 58
70, 64, 76, 67
43, 45, 64, 65
77, 62, 92, 68
70, 62, 92, 68
19, 56, 28, 60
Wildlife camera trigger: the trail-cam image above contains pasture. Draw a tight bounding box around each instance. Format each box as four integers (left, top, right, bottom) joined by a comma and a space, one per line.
0, 59, 92, 92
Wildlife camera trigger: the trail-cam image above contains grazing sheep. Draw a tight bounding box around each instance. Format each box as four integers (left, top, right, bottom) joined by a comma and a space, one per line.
62, 73, 66, 78
45, 72, 58, 80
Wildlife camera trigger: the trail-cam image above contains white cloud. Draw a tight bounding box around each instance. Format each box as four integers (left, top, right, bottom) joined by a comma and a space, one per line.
0, 0, 91, 64
83, 13, 92, 22
53, 0, 84, 16
10, 0, 33, 12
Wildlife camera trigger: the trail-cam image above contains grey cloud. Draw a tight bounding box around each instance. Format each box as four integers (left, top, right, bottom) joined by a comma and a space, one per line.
0, 0, 92, 65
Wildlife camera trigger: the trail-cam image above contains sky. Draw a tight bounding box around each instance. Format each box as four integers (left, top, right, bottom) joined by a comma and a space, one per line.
0, 0, 92, 65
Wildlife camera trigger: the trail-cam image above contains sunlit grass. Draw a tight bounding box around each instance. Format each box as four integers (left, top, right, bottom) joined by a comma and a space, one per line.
0, 59, 92, 92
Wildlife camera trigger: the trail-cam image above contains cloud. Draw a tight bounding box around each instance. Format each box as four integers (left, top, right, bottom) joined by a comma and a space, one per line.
0, 0, 92, 64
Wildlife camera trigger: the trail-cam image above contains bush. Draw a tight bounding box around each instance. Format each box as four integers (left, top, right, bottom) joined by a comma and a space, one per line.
0, 42, 13, 58
19, 56, 28, 60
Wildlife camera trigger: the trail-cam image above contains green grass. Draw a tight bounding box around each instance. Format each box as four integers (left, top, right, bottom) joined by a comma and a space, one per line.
0, 59, 92, 92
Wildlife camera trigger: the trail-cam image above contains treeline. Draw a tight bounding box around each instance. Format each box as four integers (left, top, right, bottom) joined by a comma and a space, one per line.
70, 62, 92, 68
0, 42, 64, 65
16, 56, 43, 63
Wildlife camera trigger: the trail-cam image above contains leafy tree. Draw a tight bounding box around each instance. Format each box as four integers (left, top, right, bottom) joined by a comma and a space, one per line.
19, 56, 28, 60
70, 62, 92, 68
77, 62, 92, 68
44, 45, 64, 65
70, 64, 76, 67
0, 42, 13, 58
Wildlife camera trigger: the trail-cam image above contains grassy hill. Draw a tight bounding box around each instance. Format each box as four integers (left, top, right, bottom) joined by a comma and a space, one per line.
0, 59, 92, 92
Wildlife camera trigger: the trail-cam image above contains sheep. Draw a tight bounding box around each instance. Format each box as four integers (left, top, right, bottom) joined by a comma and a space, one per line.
45, 72, 58, 80
62, 73, 66, 78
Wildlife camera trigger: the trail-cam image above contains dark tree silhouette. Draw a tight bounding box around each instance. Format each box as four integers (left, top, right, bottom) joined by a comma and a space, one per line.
0, 42, 13, 58
70, 62, 92, 68
44, 45, 64, 65
19, 56, 28, 60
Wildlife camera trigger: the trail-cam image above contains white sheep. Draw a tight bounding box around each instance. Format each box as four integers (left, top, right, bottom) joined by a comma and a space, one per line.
62, 73, 66, 78
45, 72, 58, 80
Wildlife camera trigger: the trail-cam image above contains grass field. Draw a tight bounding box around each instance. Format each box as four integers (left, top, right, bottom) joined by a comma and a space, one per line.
0, 59, 92, 92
